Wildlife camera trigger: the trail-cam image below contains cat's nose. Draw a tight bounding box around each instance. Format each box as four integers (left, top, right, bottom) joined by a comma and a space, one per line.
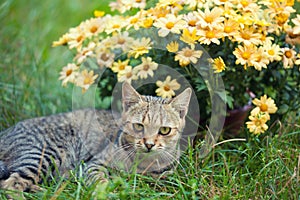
145, 143, 155, 151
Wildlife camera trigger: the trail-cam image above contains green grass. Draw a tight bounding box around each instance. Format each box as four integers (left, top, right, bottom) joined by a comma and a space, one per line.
0, 0, 299, 199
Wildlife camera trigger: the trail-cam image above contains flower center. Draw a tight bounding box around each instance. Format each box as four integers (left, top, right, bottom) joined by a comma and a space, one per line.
113, 24, 121, 29
285, 50, 293, 58
205, 16, 213, 23
101, 53, 109, 61
126, 72, 133, 78
242, 52, 250, 60
241, 32, 250, 40
164, 85, 170, 91
119, 65, 125, 70
130, 18, 138, 24
143, 64, 150, 71
76, 35, 84, 43
240, 0, 249, 7
143, 18, 153, 28
90, 26, 98, 33
255, 120, 262, 126
66, 69, 72, 76
84, 77, 92, 85
224, 26, 232, 33
206, 30, 215, 39
118, 38, 126, 45
260, 103, 268, 112
188, 20, 196, 27
184, 49, 193, 57
166, 22, 174, 29
268, 49, 275, 56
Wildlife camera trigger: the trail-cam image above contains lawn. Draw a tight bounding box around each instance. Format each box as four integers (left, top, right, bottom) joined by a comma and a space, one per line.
0, 0, 299, 199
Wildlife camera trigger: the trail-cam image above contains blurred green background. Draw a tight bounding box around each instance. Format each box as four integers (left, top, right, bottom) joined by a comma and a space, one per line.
0, 0, 111, 129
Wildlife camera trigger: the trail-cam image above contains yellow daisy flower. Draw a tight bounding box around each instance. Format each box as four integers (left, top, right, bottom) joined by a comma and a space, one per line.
111, 59, 130, 73
67, 27, 86, 50
221, 18, 239, 39
197, 27, 222, 45
59, 63, 79, 87
133, 57, 158, 79
94, 10, 105, 17
252, 95, 278, 114
52, 33, 70, 47
156, 76, 181, 98
166, 41, 179, 53
75, 42, 96, 64
246, 111, 269, 135
234, 26, 263, 46
174, 47, 203, 67
128, 37, 152, 59
105, 15, 126, 34
233, 44, 257, 68
209, 57, 226, 73
261, 41, 282, 62
252, 47, 270, 71
110, 32, 134, 52
195, 6, 224, 29
117, 66, 138, 84
180, 28, 200, 48
281, 47, 296, 69
153, 14, 186, 37
82, 18, 105, 37
96, 50, 115, 68
76, 69, 98, 92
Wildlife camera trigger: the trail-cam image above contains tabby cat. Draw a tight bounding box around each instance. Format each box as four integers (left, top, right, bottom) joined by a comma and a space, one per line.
0, 82, 191, 194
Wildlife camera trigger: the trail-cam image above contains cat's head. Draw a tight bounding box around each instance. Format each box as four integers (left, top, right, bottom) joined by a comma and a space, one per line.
119, 82, 191, 173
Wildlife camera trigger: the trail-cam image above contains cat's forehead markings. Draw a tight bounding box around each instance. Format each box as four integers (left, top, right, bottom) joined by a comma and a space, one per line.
142, 96, 171, 104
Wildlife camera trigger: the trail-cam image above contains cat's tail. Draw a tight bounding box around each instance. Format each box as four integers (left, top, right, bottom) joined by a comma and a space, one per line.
0, 161, 10, 180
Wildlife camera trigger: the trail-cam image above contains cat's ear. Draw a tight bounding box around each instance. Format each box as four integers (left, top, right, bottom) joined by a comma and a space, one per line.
122, 82, 143, 112
170, 88, 192, 119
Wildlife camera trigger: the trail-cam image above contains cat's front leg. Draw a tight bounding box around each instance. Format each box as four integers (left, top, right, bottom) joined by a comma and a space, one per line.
83, 160, 109, 185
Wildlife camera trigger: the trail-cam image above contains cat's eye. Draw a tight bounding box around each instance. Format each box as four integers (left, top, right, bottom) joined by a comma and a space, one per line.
159, 127, 171, 135
133, 123, 144, 132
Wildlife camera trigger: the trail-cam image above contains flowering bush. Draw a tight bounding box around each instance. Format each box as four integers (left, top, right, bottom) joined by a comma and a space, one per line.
53, 0, 300, 135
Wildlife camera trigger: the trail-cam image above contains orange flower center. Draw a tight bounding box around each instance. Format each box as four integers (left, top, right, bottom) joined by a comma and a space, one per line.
260, 103, 268, 112
136, 0, 142, 2
188, 20, 197, 27
164, 85, 170, 91
240, 0, 249, 7
285, 50, 293, 58
206, 30, 215, 39
66, 69, 72, 76
242, 52, 251, 60
224, 26, 232, 33
119, 65, 126, 70
205, 16, 213, 23
143, 18, 153, 28
268, 49, 275, 56
184, 49, 193, 57
90, 26, 98, 33
76, 35, 84, 43
241, 32, 251, 40
166, 22, 174, 29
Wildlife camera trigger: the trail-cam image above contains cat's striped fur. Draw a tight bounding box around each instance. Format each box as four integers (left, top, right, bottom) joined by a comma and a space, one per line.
0, 82, 191, 194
